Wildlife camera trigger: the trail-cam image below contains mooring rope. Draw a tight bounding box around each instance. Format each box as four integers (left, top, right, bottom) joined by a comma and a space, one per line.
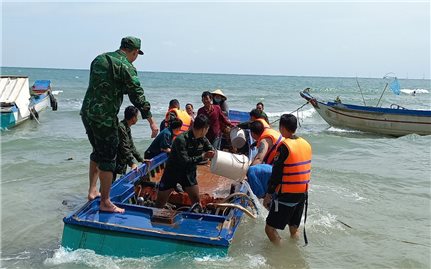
269, 101, 310, 126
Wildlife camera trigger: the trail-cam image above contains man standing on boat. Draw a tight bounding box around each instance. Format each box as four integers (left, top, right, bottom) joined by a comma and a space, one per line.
263, 114, 312, 245
81, 36, 158, 213
155, 114, 215, 208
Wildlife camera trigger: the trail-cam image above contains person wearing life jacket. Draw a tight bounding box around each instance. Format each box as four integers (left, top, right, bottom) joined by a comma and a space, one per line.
245, 120, 283, 198
263, 114, 312, 245
249, 120, 283, 166
165, 99, 192, 139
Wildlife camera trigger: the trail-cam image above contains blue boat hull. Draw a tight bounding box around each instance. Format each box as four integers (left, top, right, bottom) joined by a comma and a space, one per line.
1, 93, 50, 130
62, 224, 227, 257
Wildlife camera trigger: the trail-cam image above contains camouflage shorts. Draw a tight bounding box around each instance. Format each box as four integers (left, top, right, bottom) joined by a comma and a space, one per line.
82, 116, 118, 172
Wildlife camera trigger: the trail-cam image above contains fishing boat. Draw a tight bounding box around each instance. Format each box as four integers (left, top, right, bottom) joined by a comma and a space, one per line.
61, 110, 258, 257
1, 76, 58, 129
300, 89, 431, 136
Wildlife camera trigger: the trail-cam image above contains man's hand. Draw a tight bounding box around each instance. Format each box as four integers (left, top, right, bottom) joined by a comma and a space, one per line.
263, 193, 272, 210
150, 122, 159, 138
130, 163, 138, 170
203, 150, 215, 159
147, 117, 159, 138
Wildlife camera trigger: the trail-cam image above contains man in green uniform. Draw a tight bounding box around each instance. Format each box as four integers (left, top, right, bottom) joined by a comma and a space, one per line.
115, 106, 145, 180
155, 114, 215, 208
256, 102, 269, 123
81, 36, 158, 213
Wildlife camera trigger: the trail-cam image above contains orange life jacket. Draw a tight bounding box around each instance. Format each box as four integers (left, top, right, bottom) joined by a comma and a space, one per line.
275, 137, 312, 193
255, 118, 270, 129
256, 128, 283, 165
165, 108, 192, 138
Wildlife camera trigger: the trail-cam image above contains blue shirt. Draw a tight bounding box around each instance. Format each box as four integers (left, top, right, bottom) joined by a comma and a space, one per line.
144, 127, 173, 159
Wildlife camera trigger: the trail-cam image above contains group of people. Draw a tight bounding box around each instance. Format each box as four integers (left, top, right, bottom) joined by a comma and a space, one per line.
80, 36, 312, 245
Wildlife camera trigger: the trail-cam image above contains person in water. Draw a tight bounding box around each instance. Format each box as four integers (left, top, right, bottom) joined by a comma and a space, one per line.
245, 120, 283, 198
263, 114, 312, 245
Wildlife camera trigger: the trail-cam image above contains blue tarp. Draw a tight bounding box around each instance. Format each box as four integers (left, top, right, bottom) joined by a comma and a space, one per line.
390, 78, 400, 95
33, 80, 51, 90
229, 110, 250, 123
247, 164, 272, 198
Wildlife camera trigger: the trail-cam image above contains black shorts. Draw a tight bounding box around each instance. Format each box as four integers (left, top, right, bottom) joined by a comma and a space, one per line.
266, 193, 306, 230
158, 168, 197, 191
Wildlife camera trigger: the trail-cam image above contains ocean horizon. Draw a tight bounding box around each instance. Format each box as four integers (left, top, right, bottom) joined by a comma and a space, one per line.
2, 65, 429, 80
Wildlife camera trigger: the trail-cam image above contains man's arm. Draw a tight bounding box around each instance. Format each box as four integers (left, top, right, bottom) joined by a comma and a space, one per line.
251, 138, 269, 166
218, 106, 232, 127
263, 143, 288, 208
267, 144, 289, 194
171, 136, 206, 166
236, 121, 251, 130
146, 117, 159, 138
160, 131, 173, 151
122, 66, 158, 137
202, 136, 215, 152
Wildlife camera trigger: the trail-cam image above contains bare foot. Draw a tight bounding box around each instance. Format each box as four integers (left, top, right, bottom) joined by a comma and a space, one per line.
88, 190, 101, 201
99, 201, 125, 213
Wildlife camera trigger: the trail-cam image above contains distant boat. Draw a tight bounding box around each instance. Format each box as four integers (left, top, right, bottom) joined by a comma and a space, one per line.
300, 90, 431, 136
0, 76, 58, 129
61, 110, 258, 257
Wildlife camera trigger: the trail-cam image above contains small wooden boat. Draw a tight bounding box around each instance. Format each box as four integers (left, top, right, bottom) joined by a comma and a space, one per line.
300, 90, 431, 136
1, 76, 58, 129
61, 111, 258, 257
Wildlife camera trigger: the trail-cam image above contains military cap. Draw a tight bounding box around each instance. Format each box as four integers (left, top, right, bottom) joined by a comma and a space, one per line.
121, 36, 144, 55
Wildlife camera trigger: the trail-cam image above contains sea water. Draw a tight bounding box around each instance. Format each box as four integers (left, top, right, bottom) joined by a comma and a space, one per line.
1, 67, 430, 268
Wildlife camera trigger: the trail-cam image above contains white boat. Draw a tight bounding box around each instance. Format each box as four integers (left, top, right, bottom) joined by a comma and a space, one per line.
0, 76, 57, 130
300, 90, 431, 137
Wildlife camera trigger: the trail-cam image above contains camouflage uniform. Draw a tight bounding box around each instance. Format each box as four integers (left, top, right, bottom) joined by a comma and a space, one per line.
158, 130, 214, 191
115, 119, 144, 175
81, 39, 151, 172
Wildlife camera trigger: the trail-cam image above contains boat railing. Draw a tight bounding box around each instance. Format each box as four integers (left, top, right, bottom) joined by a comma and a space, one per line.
110, 153, 168, 203
390, 104, 407, 110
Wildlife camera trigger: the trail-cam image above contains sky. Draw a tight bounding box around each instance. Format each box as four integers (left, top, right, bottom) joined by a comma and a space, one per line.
1, 1, 430, 79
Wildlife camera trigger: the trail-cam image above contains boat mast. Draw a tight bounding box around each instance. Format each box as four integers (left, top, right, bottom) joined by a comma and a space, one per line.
355, 77, 367, 106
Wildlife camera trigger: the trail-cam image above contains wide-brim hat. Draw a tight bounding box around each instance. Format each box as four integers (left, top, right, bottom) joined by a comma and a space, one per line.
211, 89, 227, 100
